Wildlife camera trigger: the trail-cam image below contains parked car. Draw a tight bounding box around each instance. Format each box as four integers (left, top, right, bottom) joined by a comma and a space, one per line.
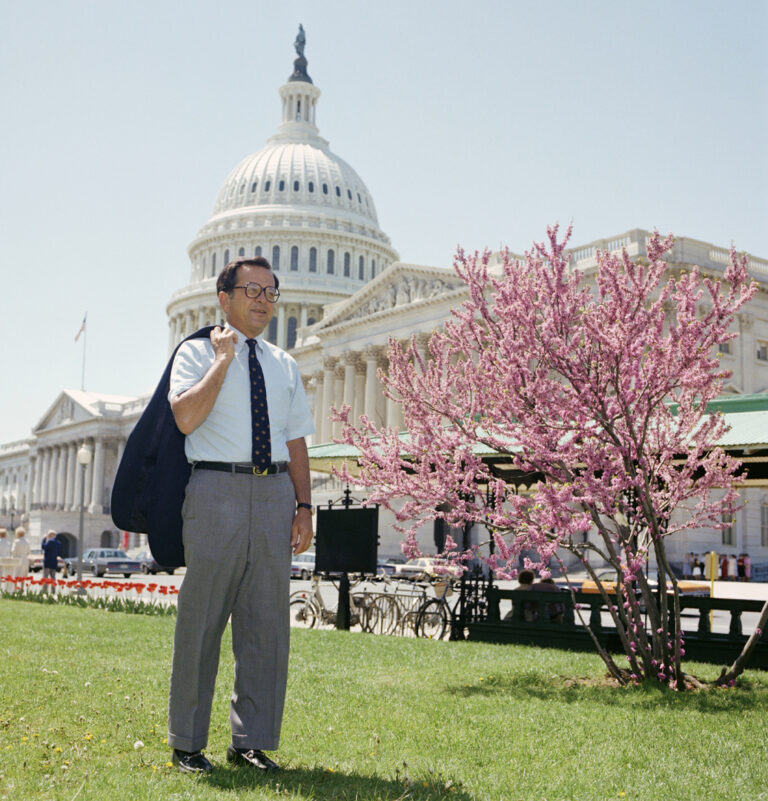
291, 552, 316, 580
134, 550, 176, 575
580, 569, 710, 597
28, 548, 64, 573
376, 559, 399, 576
395, 557, 462, 580
64, 549, 143, 578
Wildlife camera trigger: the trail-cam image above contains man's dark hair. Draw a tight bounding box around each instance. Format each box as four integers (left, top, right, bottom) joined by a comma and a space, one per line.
216, 257, 279, 295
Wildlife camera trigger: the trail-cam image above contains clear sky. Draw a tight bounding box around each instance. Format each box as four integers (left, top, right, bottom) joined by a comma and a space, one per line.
1, 0, 766, 445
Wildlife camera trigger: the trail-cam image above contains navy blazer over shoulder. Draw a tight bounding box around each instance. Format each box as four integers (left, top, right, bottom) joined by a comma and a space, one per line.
111, 327, 215, 568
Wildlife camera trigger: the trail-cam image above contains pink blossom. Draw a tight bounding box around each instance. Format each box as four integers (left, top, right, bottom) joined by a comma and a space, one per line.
335, 225, 755, 683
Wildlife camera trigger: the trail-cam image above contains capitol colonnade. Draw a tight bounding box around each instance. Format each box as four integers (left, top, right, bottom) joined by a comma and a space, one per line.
304, 342, 412, 445
26, 435, 126, 515
0, 391, 146, 552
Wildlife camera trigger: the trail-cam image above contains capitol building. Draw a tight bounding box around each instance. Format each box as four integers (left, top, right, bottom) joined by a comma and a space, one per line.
2, 35, 768, 568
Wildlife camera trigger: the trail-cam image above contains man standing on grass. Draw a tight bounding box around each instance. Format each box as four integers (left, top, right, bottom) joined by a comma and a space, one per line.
166, 256, 314, 774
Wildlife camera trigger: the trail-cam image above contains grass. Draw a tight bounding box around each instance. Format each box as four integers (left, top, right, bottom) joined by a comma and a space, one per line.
1, 599, 767, 801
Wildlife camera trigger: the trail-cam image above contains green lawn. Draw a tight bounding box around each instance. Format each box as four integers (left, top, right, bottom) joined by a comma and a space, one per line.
1, 599, 767, 801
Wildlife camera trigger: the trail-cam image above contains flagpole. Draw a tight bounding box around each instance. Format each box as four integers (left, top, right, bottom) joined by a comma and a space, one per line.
75, 313, 87, 391
81, 322, 86, 391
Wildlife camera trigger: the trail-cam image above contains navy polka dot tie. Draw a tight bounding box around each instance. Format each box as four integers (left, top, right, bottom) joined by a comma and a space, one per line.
245, 339, 271, 472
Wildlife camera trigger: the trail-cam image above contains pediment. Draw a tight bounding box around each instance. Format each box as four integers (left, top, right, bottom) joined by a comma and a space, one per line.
33, 389, 138, 434
35, 391, 91, 433
316, 262, 464, 330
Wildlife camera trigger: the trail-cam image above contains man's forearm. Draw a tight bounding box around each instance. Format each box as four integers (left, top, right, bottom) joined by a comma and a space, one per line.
286, 437, 311, 504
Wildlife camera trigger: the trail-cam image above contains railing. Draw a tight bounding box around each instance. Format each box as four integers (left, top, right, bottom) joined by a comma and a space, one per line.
467, 587, 768, 670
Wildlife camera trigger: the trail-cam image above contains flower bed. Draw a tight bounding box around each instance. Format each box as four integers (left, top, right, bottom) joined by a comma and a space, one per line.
0, 574, 178, 615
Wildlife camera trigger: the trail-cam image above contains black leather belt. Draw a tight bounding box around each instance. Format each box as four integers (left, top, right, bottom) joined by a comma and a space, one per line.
193, 461, 289, 476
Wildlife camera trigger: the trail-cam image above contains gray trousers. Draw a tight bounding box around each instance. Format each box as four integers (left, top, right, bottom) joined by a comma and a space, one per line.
167, 468, 295, 753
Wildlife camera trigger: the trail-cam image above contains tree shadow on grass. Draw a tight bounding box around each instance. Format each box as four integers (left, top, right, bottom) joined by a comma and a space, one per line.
447, 671, 768, 714
201, 764, 473, 800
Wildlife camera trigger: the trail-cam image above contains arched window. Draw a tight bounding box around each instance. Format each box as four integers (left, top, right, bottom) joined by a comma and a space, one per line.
287, 317, 297, 349
238, 247, 245, 257
264, 180, 271, 191
335, 186, 341, 197
322, 183, 328, 194
251, 181, 258, 192
278, 180, 285, 191
290, 246, 299, 271
309, 247, 317, 272
224, 249, 230, 265
343, 252, 351, 277
268, 318, 277, 343
272, 245, 280, 270
308, 181, 314, 193
371, 259, 376, 277
211, 252, 217, 276
293, 180, 300, 191
347, 189, 352, 200
327, 250, 335, 274
307, 317, 316, 326
255, 246, 262, 257
358, 255, 364, 280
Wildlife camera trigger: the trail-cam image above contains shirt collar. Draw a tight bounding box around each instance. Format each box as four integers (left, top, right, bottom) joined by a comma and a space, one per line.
225, 323, 265, 355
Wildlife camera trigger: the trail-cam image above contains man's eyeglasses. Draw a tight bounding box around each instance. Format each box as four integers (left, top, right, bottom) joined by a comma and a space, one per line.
232, 283, 280, 302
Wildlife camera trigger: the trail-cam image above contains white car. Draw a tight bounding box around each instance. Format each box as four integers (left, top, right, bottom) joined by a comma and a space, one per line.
291, 552, 316, 580
395, 557, 461, 580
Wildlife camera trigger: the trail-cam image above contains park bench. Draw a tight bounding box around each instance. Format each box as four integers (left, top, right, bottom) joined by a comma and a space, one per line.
466, 586, 768, 670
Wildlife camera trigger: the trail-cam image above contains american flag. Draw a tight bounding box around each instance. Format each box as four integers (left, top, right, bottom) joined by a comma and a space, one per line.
74, 313, 87, 342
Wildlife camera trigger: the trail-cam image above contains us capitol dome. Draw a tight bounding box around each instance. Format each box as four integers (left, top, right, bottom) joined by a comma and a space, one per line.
165, 27, 399, 353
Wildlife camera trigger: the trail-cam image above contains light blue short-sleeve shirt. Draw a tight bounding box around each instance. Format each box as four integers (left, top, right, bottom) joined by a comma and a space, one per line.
168, 325, 315, 464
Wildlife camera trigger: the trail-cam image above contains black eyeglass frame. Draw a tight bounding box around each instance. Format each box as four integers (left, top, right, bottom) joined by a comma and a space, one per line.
232, 282, 280, 302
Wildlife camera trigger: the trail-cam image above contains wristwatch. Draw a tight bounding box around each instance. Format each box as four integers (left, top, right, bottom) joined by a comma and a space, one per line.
297, 502, 314, 515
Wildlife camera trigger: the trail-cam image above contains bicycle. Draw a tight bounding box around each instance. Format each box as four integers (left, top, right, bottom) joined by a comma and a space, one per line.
289, 574, 380, 632
414, 579, 456, 639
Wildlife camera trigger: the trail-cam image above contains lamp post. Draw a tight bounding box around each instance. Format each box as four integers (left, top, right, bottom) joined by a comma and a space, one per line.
76, 442, 92, 588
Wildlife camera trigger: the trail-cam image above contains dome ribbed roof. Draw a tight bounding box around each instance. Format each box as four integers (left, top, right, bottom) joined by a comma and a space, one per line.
211, 139, 379, 225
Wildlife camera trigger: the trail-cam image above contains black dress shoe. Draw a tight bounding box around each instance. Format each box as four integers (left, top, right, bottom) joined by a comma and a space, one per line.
172, 749, 214, 774
226, 744, 280, 771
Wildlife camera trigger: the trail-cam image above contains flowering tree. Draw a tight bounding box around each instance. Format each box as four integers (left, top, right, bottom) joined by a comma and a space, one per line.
336, 225, 762, 687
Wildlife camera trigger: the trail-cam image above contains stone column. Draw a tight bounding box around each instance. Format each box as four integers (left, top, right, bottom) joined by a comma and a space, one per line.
56, 445, 67, 509
300, 305, 308, 329
363, 346, 380, 424
44, 448, 55, 507
65, 442, 77, 510
277, 304, 287, 349
414, 333, 430, 371
26, 455, 37, 514
354, 365, 366, 423
168, 318, 177, 354
312, 371, 324, 440
45, 448, 57, 509
333, 364, 345, 439
320, 357, 337, 443
116, 438, 125, 468
89, 437, 105, 514
342, 351, 358, 412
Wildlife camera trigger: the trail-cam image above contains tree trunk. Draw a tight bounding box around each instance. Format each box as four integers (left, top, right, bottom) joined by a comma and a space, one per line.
716, 598, 768, 685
